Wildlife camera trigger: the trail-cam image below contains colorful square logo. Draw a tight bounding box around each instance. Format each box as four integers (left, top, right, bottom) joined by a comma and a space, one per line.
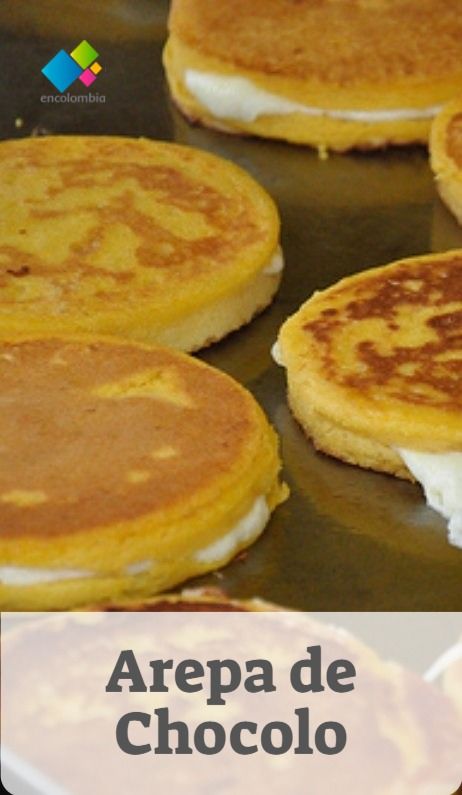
42, 40, 102, 92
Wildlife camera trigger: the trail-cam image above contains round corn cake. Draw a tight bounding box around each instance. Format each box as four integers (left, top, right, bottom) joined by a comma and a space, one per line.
165, 0, 462, 152
0, 135, 282, 351
0, 336, 287, 610
431, 96, 462, 228
276, 250, 462, 476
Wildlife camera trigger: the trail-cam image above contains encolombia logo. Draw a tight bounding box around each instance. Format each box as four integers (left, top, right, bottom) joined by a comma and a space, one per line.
41, 93, 106, 104
40, 39, 106, 104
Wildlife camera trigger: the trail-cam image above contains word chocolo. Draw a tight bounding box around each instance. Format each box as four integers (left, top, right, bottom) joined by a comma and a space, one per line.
106, 645, 356, 756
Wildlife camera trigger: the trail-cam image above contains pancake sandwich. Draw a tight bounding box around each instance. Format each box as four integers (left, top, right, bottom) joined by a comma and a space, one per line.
0, 135, 282, 351
274, 250, 462, 547
431, 96, 462, 227
164, 0, 462, 152
0, 336, 287, 610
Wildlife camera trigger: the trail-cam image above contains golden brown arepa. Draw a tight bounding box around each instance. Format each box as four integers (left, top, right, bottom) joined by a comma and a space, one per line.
164, 0, 462, 152
431, 97, 462, 227
275, 250, 462, 546
0, 336, 287, 610
0, 136, 282, 351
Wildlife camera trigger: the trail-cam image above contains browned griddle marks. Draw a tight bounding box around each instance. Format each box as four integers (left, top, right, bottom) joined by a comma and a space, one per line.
172, 0, 462, 84
303, 258, 462, 408
0, 151, 266, 308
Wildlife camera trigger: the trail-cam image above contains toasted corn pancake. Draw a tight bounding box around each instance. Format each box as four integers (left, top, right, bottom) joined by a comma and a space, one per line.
0, 336, 287, 610
0, 136, 281, 351
276, 251, 462, 548
277, 250, 462, 467
164, 0, 462, 152
431, 97, 462, 228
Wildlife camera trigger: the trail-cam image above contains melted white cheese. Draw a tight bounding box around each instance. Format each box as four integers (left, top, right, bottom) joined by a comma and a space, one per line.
124, 559, 152, 576
184, 70, 443, 124
263, 247, 284, 276
0, 560, 155, 587
271, 340, 285, 367
399, 449, 462, 549
1, 497, 270, 585
0, 566, 93, 586
194, 496, 270, 564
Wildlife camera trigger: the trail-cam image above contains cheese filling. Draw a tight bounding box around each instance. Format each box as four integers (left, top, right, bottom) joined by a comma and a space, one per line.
271, 340, 285, 367
263, 247, 284, 276
0, 566, 93, 586
0, 496, 270, 586
184, 70, 443, 125
270, 337, 462, 549
194, 496, 269, 563
398, 449, 462, 549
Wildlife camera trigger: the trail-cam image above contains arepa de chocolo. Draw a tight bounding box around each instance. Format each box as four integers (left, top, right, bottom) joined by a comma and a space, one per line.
0, 336, 287, 609
0, 136, 282, 351
164, 0, 462, 152
274, 250, 462, 547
